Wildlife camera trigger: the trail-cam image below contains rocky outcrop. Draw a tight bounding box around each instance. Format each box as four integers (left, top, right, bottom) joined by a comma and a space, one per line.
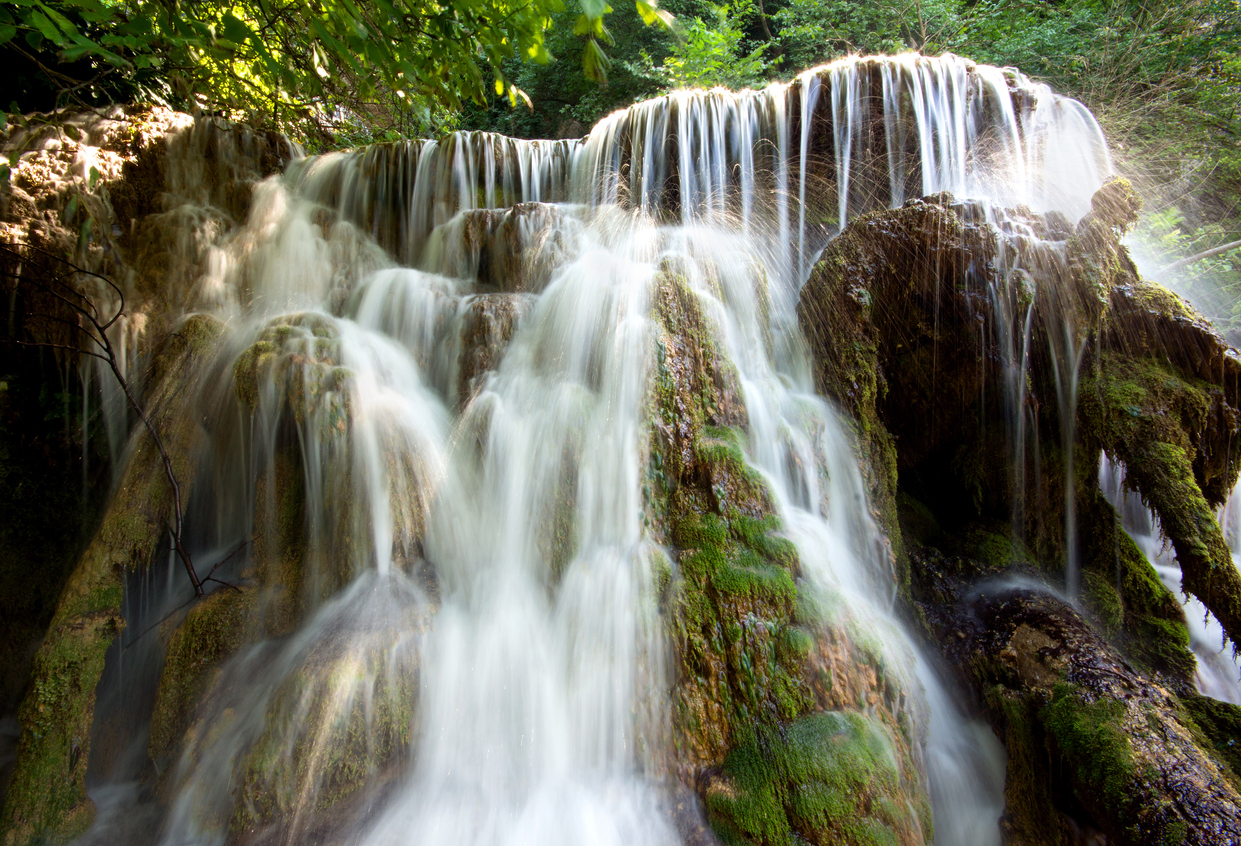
0, 314, 222, 845
946, 586, 1241, 845
798, 182, 1241, 840
652, 271, 931, 845
425, 202, 580, 294
457, 293, 535, 404
1, 107, 294, 846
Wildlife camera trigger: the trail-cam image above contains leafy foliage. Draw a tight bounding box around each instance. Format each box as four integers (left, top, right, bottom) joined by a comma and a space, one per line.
1139, 207, 1241, 336
0, 0, 666, 146
647, 2, 771, 90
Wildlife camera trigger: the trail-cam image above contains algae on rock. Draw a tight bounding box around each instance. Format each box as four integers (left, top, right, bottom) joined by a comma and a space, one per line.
651, 270, 931, 843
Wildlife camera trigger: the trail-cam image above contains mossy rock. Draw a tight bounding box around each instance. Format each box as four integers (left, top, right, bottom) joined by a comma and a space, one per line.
1, 315, 222, 845
704, 711, 930, 846
228, 610, 421, 839
650, 268, 929, 842
1080, 352, 1241, 652
232, 313, 349, 430
1179, 694, 1241, 794
149, 588, 258, 765
1074, 480, 1194, 681
965, 589, 1241, 844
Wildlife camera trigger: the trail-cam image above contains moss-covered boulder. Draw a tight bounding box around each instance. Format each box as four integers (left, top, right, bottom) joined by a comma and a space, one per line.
704, 711, 929, 846
963, 588, 1241, 845
651, 269, 930, 841
154, 574, 423, 846
228, 626, 419, 842
1081, 349, 1241, 652
797, 182, 1241, 837
232, 312, 348, 424
148, 587, 258, 768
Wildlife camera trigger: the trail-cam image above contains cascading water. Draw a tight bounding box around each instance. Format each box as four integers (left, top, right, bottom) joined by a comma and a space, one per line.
66, 53, 1116, 846
1100, 455, 1241, 704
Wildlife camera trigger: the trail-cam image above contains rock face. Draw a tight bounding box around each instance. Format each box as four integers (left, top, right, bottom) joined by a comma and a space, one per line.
424, 203, 580, 294
798, 182, 1241, 842
0, 314, 222, 845
650, 271, 932, 846
0, 109, 293, 843
962, 589, 1241, 845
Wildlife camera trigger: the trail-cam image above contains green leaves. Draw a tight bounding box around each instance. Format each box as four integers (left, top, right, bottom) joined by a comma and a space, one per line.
582, 36, 612, 83
0, 0, 665, 144
634, 0, 672, 29
656, 2, 770, 91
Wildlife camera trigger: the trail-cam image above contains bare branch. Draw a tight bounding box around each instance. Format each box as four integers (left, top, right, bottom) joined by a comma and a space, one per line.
2, 243, 127, 327
9, 339, 111, 362
1156, 238, 1241, 277
4, 245, 204, 597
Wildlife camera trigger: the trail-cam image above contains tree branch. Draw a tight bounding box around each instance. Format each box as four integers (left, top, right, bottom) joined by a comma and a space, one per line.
2, 244, 205, 597
1156, 238, 1241, 277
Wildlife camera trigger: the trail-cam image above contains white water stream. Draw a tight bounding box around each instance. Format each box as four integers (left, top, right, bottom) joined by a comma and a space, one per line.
1099, 455, 1241, 704
73, 54, 1117, 846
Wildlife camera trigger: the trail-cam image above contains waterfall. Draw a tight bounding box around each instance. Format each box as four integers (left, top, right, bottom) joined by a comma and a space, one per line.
1099, 455, 1241, 704
65, 53, 1116, 846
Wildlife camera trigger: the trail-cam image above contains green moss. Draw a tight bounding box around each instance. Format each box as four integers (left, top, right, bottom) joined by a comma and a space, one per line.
233, 339, 278, 408
1082, 569, 1124, 635
731, 514, 798, 570
0, 611, 118, 846
1042, 684, 1134, 804
1079, 351, 1241, 654
650, 267, 930, 844
231, 652, 416, 834
674, 511, 729, 551
706, 712, 923, 846
985, 686, 1059, 845
651, 271, 817, 767
960, 525, 1036, 570
1075, 481, 1194, 679
149, 588, 257, 763
1178, 694, 1241, 793
2, 314, 216, 845
779, 627, 814, 660
713, 547, 796, 602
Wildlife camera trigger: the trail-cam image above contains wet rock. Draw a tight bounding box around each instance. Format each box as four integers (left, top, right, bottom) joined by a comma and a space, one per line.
456, 293, 534, 406
799, 183, 1241, 841
703, 711, 930, 846
0, 315, 222, 845
148, 588, 258, 767
957, 587, 1241, 845
227, 604, 421, 842
427, 202, 579, 293
155, 574, 425, 846
232, 313, 347, 426
651, 270, 930, 843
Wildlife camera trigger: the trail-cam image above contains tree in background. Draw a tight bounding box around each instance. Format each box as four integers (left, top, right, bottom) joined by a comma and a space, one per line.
0, 0, 671, 147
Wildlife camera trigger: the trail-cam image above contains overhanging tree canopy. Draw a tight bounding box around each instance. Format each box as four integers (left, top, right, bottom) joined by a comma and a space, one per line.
0, 0, 667, 143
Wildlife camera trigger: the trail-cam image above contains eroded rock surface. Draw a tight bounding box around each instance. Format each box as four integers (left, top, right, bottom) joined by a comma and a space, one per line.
798, 182, 1241, 842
